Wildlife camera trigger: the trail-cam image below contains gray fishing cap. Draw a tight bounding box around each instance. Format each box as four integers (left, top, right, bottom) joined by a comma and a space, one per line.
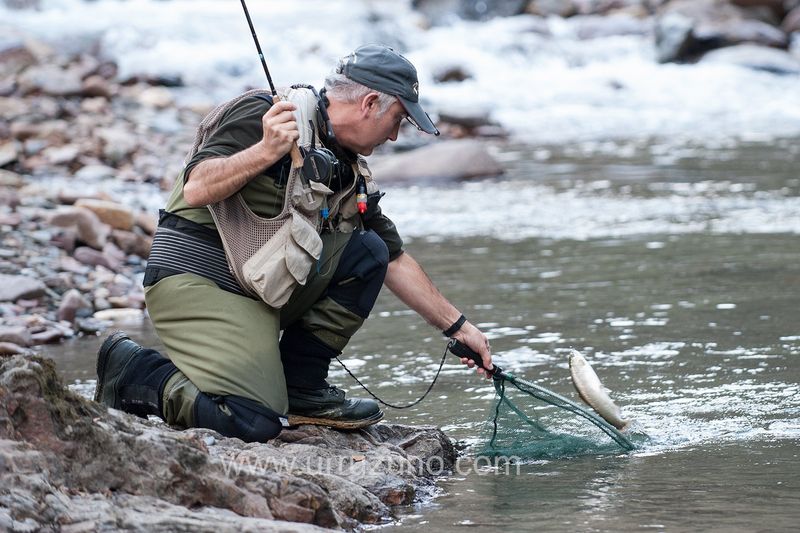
339, 44, 439, 135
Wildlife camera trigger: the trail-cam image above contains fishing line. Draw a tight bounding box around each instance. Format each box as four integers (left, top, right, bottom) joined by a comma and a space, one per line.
335, 341, 451, 409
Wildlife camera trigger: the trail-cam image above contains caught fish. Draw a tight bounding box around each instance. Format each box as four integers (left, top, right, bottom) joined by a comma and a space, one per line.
569, 351, 631, 431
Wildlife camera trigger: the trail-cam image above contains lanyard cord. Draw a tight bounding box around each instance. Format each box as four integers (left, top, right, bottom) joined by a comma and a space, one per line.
335, 341, 450, 409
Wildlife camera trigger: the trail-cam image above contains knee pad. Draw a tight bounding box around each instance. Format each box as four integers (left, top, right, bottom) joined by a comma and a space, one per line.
328, 230, 389, 317
194, 394, 287, 442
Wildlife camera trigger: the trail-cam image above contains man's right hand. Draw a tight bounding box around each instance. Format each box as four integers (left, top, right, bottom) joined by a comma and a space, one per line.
261, 100, 300, 159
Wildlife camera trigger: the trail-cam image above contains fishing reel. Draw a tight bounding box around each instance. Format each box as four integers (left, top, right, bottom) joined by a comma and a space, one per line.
301, 144, 339, 185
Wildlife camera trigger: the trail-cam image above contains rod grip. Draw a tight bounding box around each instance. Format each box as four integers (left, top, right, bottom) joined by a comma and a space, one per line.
448, 340, 501, 376
271, 94, 305, 167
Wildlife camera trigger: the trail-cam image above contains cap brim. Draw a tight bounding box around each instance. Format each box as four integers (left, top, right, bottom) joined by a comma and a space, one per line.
398, 97, 439, 136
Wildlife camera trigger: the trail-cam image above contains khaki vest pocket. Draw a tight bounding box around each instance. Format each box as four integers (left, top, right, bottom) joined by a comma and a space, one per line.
241, 213, 322, 308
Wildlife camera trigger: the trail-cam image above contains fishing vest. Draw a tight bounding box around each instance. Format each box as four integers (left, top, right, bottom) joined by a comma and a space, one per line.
184, 86, 378, 308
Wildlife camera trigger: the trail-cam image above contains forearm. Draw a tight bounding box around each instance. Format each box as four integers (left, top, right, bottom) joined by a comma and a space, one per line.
385, 252, 493, 371
183, 143, 280, 207
384, 252, 461, 331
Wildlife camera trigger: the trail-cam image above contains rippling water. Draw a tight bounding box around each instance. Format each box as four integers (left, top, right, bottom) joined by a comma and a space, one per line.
46, 140, 800, 531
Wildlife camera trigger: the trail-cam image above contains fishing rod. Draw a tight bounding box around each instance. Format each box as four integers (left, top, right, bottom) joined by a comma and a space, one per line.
237, 0, 313, 184
239, 0, 276, 96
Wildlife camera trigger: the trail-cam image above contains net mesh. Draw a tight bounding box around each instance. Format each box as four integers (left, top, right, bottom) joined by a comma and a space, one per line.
477, 374, 635, 459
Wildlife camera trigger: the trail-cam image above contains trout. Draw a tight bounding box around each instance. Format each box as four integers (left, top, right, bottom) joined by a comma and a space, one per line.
569, 351, 631, 431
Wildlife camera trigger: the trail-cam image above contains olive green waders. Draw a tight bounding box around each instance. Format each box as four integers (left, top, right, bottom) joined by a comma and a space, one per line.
144, 229, 363, 428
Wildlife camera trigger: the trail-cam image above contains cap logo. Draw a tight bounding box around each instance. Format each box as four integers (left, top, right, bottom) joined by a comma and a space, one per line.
412, 82, 419, 96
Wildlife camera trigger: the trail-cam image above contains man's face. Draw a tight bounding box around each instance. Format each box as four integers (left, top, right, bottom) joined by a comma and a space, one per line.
351, 98, 407, 156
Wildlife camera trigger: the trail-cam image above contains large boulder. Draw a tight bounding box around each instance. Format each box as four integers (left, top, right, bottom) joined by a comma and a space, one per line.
370, 139, 505, 183
655, 0, 790, 63
0, 353, 457, 530
699, 42, 800, 72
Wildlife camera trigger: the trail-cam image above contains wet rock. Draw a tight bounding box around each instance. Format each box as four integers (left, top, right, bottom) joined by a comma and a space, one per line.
412, 0, 528, 24
783, 6, 800, 33
0, 354, 456, 530
527, 0, 579, 17
0, 342, 28, 355
49, 206, 110, 250
57, 288, 92, 323
0, 325, 32, 346
0, 274, 47, 302
370, 139, 505, 182
700, 41, 800, 72
655, 0, 790, 63
572, 13, 653, 38
30, 327, 64, 344
433, 65, 474, 83
74, 198, 135, 231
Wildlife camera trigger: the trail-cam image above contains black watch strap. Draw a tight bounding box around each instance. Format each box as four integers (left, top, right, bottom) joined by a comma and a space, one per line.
442, 314, 467, 337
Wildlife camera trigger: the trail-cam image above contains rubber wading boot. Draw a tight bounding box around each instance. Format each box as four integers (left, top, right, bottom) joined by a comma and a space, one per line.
94, 331, 177, 418
287, 385, 383, 429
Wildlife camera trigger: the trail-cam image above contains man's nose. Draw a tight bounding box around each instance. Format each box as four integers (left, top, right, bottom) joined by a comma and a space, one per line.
389, 122, 400, 141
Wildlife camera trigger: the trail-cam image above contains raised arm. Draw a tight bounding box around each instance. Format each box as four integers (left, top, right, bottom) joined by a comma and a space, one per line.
384, 252, 493, 376
183, 100, 299, 207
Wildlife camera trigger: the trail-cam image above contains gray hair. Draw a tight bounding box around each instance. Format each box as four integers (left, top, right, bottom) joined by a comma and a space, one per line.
324, 61, 397, 117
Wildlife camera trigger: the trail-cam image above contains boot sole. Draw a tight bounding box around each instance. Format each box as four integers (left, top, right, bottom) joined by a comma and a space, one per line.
93, 331, 132, 404
286, 410, 384, 430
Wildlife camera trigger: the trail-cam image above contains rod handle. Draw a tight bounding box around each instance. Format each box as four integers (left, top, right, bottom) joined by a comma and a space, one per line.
447, 340, 502, 376
271, 94, 305, 168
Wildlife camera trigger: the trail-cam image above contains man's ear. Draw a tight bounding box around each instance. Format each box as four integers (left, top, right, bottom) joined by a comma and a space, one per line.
360, 92, 380, 117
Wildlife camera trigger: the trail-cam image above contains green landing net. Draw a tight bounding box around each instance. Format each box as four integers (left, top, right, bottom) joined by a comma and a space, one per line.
447, 341, 635, 459
477, 371, 634, 459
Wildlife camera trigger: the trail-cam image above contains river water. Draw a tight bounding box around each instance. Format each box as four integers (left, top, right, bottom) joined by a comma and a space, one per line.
43, 140, 799, 531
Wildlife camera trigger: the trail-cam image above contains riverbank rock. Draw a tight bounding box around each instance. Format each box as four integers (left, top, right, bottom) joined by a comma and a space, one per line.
700, 42, 800, 72
0, 353, 457, 530
655, 0, 790, 63
370, 139, 505, 183
0, 274, 47, 302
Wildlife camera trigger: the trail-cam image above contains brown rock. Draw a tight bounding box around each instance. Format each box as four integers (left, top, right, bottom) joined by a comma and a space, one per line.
0, 168, 24, 187
41, 143, 81, 166
0, 353, 455, 530
111, 228, 152, 257
0, 342, 28, 355
74, 198, 135, 231
0, 140, 21, 167
135, 211, 158, 236
49, 206, 110, 249
57, 288, 92, 323
0, 325, 32, 346
30, 327, 64, 344
81, 74, 113, 99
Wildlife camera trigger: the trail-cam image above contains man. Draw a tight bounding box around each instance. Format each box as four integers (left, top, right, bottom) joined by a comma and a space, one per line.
94, 44, 493, 442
